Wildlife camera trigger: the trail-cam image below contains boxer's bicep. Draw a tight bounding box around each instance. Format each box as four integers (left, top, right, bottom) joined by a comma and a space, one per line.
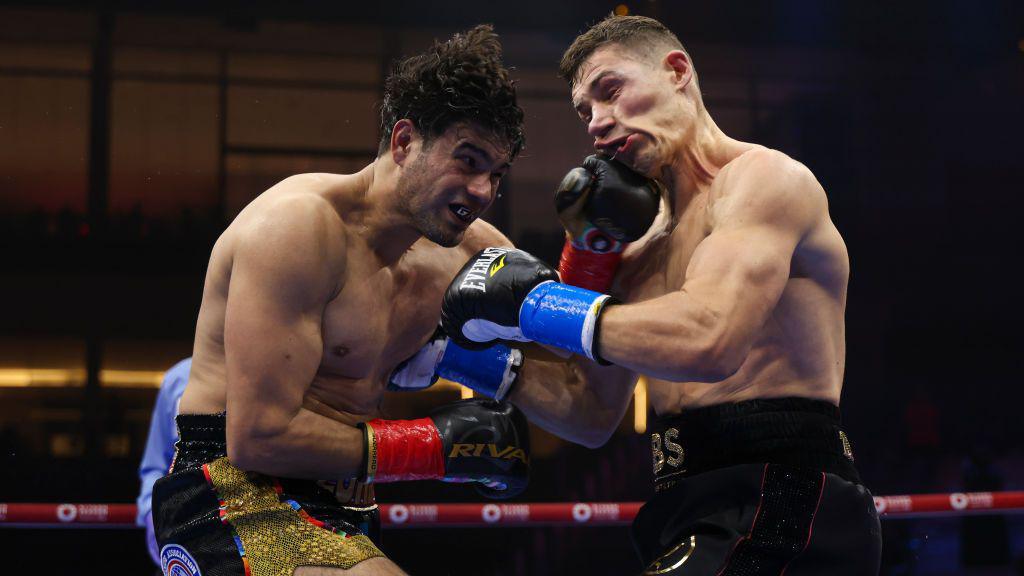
598, 153, 821, 380
672, 154, 821, 372
223, 203, 343, 458
677, 224, 797, 372
511, 358, 636, 448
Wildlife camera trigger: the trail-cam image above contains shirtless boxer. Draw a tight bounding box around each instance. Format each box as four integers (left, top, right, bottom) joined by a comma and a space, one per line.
151, 26, 530, 576
441, 15, 882, 575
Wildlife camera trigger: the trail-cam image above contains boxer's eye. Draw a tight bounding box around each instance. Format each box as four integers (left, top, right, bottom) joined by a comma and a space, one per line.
459, 155, 477, 169
597, 77, 620, 99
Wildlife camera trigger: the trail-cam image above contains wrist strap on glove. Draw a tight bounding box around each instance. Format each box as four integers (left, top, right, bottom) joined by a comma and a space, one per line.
437, 341, 523, 401
360, 418, 445, 483
518, 281, 615, 364
558, 237, 623, 293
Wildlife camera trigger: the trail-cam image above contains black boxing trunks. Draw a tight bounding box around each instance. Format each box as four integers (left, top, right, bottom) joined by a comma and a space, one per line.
632, 397, 882, 576
152, 413, 384, 576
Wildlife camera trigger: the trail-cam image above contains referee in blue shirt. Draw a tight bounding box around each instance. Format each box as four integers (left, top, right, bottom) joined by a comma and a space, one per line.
136, 358, 191, 566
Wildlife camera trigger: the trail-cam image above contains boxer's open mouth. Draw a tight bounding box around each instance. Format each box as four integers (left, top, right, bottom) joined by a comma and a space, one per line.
613, 134, 639, 160
449, 203, 474, 223
596, 135, 629, 157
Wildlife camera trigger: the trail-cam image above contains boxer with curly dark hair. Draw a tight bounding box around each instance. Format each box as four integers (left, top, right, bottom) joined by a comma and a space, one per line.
378, 24, 524, 159
153, 26, 529, 576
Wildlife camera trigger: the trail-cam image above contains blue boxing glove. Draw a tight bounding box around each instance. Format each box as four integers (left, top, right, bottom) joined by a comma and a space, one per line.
441, 248, 615, 363
388, 326, 523, 401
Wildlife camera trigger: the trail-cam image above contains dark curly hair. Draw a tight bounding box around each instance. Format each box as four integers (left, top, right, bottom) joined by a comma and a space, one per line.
378, 25, 525, 159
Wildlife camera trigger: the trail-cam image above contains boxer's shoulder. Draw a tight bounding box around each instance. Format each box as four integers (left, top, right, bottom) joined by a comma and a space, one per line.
237, 191, 345, 249
226, 190, 348, 295
710, 147, 826, 230
458, 218, 514, 255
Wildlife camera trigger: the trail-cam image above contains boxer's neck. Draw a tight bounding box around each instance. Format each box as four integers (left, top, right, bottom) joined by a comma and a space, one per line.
662, 109, 753, 218
348, 161, 423, 265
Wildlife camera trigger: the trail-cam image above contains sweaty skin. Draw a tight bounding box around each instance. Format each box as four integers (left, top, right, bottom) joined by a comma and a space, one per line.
509, 45, 848, 447
179, 120, 512, 490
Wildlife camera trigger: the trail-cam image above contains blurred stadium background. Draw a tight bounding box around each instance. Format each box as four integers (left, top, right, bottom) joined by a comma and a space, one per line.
1, 1, 1022, 574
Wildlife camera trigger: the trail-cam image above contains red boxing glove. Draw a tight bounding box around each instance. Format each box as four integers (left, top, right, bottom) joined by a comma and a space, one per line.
558, 228, 624, 292
363, 417, 445, 483
554, 156, 660, 292
359, 399, 530, 499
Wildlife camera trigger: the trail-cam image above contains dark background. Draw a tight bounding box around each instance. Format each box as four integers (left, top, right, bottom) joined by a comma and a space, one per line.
1, 0, 1023, 574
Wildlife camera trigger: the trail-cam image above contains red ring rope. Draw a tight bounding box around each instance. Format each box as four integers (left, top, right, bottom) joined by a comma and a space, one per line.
2, 492, 1023, 529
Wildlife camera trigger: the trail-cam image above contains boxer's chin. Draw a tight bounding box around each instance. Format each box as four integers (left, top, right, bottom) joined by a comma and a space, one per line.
415, 212, 463, 248
626, 150, 658, 179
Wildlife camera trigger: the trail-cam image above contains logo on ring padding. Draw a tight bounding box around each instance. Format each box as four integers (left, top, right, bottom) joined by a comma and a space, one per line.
389, 504, 409, 524
572, 503, 592, 523
161, 543, 202, 576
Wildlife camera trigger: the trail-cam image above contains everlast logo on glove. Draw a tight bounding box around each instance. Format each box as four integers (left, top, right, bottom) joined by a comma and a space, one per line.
488, 255, 507, 277
459, 247, 511, 292
450, 443, 529, 464
443, 248, 560, 349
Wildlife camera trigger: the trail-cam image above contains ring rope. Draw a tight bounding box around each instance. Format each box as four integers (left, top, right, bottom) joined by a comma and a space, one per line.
2, 491, 1023, 529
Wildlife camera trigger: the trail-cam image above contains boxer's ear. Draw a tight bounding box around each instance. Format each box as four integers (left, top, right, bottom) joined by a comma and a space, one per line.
390, 119, 418, 166
663, 50, 693, 92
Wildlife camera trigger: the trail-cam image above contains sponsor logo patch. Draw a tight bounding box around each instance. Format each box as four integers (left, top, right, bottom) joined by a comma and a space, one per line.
161, 543, 202, 576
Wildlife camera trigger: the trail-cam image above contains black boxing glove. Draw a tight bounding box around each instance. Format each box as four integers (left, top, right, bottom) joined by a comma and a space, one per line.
442, 247, 615, 362
556, 154, 661, 243
360, 399, 530, 499
441, 247, 559, 349
556, 155, 660, 291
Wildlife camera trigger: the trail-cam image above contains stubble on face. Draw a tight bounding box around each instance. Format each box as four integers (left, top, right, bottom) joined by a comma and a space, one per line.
573, 47, 677, 178
395, 145, 465, 248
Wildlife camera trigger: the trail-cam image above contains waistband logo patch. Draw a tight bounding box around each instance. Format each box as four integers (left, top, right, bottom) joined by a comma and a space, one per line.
161, 543, 202, 576
651, 428, 684, 476
839, 430, 855, 461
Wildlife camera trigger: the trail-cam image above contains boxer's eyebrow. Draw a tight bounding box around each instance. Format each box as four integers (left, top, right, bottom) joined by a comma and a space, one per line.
457, 142, 510, 170
573, 70, 617, 110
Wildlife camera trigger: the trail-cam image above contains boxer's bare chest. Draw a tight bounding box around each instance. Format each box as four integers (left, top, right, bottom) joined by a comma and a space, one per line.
614, 196, 709, 302
306, 245, 456, 418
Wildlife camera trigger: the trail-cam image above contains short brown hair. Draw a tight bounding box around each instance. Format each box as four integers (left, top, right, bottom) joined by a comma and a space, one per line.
379, 25, 525, 158
559, 15, 686, 87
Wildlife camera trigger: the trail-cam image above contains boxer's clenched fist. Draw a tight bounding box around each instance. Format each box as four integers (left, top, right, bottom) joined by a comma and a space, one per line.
442, 247, 615, 362
441, 247, 559, 348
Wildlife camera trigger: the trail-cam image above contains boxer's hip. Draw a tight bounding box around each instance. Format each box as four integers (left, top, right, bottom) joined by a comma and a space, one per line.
648, 396, 859, 491
632, 397, 880, 575
153, 413, 384, 575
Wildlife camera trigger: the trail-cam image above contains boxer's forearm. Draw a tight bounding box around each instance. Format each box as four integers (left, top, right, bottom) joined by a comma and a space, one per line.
596, 290, 751, 382
509, 358, 636, 449
227, 407, 365, 480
